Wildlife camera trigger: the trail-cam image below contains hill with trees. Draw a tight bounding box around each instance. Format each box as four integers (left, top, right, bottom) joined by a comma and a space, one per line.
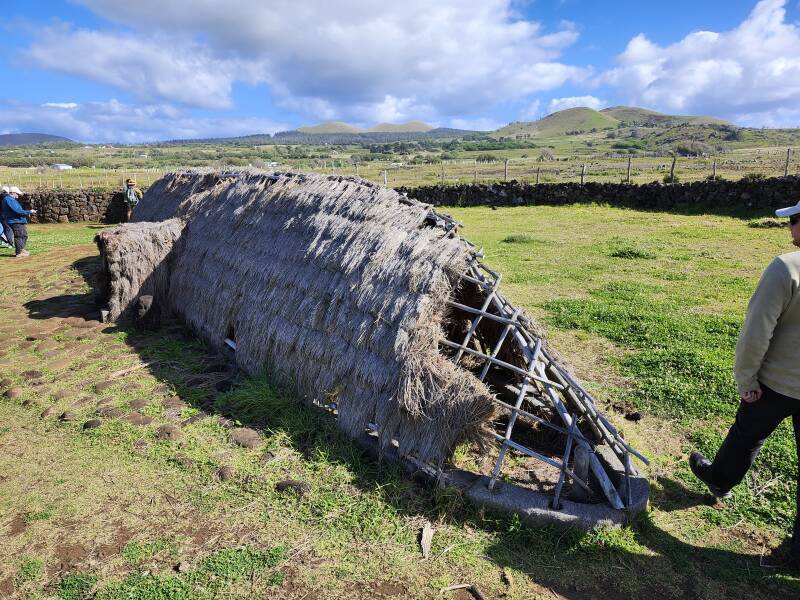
0, 133, 75, 146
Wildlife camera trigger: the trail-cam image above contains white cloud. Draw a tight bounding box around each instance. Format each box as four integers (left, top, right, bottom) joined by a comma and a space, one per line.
25, 26, 254, 110
0, 100, 288, 143
601, 0, 800, 125
547, 95, 606, 113
23, 0, 589, 122
42, 102, 79, 109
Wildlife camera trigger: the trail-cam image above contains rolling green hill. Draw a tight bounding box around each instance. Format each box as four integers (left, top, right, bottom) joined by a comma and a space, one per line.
601, 106, 730, 126
495, 107, 620, 138
297, 120, 434, 134
297, 122, 363, 134
367, 121, 433, 133
0, 133, 75, 146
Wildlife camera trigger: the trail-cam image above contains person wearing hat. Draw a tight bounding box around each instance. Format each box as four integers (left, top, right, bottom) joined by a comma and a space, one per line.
1, 186, 36, 258
0, 185, 13, 250
123, 178, 143, 222
690, 198, 800, 570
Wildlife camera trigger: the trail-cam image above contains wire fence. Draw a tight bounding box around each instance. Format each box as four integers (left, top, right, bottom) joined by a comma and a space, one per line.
0, 147, 796, 191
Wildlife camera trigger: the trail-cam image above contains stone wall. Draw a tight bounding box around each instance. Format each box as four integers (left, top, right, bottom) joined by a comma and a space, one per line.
18, 190, 127, 223
397, 176, 800, 215
15, 176, 800, 223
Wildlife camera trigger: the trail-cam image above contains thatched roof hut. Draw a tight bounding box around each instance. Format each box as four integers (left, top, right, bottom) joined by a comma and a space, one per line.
97, 169, 648, 519
101, 170, 497, 463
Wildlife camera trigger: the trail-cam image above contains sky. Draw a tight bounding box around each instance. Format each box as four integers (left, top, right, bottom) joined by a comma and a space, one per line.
1, 0, 799, 143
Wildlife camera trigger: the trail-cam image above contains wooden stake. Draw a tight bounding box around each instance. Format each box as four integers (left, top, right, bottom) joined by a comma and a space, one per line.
383, 170, 388, 186
474, 168, 477, 183
785, 148, 792, 177
669, 154, 676, 183
535, 166, 540, 185
441, 163, 444, 184
626, 156, 632, 183
580, 163, 587, 185
504, 159, 509, 182
355, 163, 359, 178
712, 160, 717, 181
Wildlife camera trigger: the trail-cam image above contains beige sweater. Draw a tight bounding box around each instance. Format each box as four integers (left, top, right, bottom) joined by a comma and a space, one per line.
735, 250, 800, 399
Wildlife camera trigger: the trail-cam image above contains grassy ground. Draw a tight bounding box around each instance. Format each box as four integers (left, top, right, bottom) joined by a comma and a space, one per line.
0, 214, 799, 599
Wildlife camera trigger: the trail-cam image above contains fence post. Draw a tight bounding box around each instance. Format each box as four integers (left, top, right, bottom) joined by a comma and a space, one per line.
580, 163, 587, 185
669, 154, 676, 183
355, 163, 359, 178
474, 168, 478, 183
786, 148, 792, 177
712, 160, 717, 181
441, 163, 444, 184
504, 159, 509, 182
626, 156, 632, 183
536, 166, 540, 185
383, 170, 388, 186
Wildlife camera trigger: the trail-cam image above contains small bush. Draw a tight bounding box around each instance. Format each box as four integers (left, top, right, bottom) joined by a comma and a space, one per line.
610, 246, 657, 260
501, 233, 546, 244
663, 172, 680, 184
742, 172, 766, 182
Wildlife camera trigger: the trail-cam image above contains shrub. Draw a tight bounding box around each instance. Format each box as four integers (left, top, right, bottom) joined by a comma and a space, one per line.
741, 172, 766, 182
609, 245, 656, 260
663, 172, 680, 184
475, 153, 499, 163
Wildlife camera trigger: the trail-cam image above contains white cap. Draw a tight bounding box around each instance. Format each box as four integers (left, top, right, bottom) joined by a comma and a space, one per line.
776, 201, 800, 218
1, 186, 8, 194
8, 186, 22, 195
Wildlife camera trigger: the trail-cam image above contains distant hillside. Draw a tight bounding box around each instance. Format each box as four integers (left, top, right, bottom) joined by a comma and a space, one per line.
495, 107, 619, 138
297, 120, 434, 134
367, 121, 433, 133
601, 106, 730, 126
494, 106, 733, 139
271, 127, 476, 144
297, 122, 363, 134
0, 133, 74, 146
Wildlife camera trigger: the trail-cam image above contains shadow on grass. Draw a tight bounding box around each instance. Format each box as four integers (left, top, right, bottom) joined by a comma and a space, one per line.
22, 255, 800, 599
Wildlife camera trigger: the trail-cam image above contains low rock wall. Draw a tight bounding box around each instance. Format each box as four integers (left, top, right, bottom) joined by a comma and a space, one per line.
16, 190, 127, 224
398, 176, 800, 214
14, 177, 800, 223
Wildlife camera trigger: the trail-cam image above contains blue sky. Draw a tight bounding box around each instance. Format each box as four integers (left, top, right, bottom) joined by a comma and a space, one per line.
1, 0, 799, 142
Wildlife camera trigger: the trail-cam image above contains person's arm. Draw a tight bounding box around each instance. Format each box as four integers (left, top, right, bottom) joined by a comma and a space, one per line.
3, 196, 31, 217
734, 258, 792, 396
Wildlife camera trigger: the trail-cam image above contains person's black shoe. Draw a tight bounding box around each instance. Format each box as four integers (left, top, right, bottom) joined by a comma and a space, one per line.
689, 451, 732, 499
761, 541, 800, 572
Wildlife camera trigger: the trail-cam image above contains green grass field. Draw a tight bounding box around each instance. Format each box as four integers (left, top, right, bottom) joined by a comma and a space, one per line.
0, 209, 799, 599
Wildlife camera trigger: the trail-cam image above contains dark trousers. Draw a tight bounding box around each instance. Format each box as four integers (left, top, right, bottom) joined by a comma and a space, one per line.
708, 383, 800, 546
10, 223, 27, 255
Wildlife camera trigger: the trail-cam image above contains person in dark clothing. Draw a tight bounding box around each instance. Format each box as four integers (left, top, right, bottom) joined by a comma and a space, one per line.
1, 186, 36, 258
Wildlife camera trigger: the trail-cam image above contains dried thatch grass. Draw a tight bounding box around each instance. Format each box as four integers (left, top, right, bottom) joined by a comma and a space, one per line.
100, 170, 496, 463
95, 219, 184, 321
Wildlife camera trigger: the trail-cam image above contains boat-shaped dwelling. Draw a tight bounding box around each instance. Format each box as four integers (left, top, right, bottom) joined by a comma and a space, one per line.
96, 169, 648, 529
